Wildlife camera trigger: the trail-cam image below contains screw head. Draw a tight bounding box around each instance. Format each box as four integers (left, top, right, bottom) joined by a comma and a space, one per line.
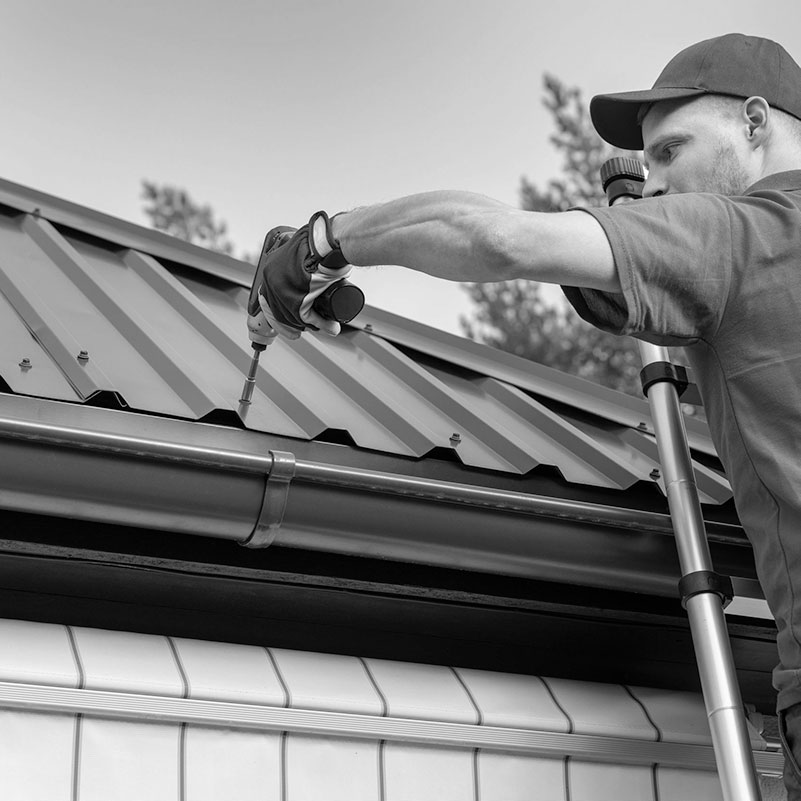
449, 432, 461, 446
650, 468, 661, 481
19, 357, 31, 369
77, 350, 89, 361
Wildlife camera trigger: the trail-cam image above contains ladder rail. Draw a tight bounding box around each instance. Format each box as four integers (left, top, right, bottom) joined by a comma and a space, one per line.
639, 341, 762, 801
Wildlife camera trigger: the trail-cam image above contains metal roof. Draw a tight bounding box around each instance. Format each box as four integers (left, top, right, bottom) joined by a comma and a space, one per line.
0, 177, 730, 503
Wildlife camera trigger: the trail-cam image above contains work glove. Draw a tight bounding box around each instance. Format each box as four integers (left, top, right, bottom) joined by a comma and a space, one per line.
247, 211, 352, 344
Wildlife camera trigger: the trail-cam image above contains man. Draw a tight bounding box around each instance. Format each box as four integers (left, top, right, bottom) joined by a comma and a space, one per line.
250, 33, 801, 796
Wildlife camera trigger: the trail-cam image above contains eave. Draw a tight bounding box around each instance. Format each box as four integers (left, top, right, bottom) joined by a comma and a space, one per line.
0, 176, 778, 710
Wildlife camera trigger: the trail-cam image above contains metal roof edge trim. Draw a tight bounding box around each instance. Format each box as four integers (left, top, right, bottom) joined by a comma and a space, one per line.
352, 306, 717, 457
0, 681, 781, 774
0, 177, 253, 287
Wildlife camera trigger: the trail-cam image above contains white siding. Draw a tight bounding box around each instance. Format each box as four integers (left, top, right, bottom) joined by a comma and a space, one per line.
0, 618, 773, 800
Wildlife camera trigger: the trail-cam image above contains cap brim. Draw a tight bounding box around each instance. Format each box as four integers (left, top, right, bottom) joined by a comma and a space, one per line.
590, 87, 707, 150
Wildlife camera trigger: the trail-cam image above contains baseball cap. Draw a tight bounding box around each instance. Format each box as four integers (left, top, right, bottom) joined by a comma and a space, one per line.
590, 33, 801, 150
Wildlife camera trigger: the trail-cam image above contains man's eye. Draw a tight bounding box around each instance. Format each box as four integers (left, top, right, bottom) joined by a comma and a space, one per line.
663, 144, 677, 161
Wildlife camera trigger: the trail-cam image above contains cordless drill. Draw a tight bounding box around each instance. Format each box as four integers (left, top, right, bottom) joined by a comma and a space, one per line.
239, 227, 365, 408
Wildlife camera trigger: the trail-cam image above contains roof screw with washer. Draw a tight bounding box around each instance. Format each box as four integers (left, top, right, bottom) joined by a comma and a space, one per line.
450, 432, 461, 447
77, 350, 89, 362
19, 357, 31, 370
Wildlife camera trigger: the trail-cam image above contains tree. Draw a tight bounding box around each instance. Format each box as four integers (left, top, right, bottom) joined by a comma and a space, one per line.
141, 181, 237, 257
460, 75, 644, 396
461, 281, 643, 391
519, 74, 626, 213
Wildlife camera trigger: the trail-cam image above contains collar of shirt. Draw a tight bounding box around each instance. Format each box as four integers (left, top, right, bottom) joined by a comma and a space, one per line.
745, 170, 801, 194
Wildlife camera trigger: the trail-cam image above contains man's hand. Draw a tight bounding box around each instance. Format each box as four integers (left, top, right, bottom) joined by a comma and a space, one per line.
247, 212, 352, 344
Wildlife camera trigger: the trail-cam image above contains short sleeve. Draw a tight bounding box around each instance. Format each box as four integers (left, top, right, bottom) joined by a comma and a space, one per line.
562, 193, 735, 346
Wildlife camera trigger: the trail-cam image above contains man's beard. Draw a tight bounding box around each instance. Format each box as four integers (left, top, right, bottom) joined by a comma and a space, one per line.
705, 141, 750, 195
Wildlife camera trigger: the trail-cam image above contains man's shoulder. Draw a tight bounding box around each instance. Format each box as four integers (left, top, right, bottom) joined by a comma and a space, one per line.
743, 170, 801, 195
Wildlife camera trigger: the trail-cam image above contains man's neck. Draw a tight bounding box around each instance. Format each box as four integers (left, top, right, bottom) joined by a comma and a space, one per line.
756, 149, 801, 182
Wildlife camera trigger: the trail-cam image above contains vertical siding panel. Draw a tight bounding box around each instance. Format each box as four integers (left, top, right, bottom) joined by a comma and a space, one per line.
0, 620, 81, 688
271, 649, 383, 715
362, 659, 477, 723
473, 753, 567, 801
626, 686, 715, 746
184, 728, 282, 801
569, 761, 655, 801
544, 678, 658, 741
170, 639, 287, 705
285, 736, 380, 801
71, 628, 184, 696
0, 710, 75, 801
77, 719, 180, 801
456, 669, 571, 733
656, 766, 724, 801
383, 744, 475, 801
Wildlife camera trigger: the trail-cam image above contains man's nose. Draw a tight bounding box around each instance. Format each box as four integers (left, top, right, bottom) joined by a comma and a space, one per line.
643, 172, 666, 198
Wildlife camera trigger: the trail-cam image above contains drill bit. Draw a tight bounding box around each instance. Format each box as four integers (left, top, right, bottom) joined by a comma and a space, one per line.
238, 343, 266, 413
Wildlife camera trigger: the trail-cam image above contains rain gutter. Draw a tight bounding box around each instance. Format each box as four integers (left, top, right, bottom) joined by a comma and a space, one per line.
0, 396, 754, 599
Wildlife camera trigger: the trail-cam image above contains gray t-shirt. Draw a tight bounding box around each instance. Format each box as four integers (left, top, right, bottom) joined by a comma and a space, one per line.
563, 171, 801, 710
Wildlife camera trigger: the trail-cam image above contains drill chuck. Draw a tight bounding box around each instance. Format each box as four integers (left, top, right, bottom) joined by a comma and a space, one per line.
600, 157, 646, 206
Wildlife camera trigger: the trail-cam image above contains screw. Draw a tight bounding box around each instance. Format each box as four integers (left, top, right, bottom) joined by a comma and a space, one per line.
77, 350, 89, 361
450, 432, 461, 446
19, 357, 31, 369
650, 468, 661, 481
637, 422, 648, 431
364, 324, 373, 333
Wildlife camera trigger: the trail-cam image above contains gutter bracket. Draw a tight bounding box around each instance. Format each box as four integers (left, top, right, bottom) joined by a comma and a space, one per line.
240, 450, 296, 548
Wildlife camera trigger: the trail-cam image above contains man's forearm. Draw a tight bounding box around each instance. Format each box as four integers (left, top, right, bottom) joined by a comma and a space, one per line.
332, 191, 528, 282
330, 190, 619, 292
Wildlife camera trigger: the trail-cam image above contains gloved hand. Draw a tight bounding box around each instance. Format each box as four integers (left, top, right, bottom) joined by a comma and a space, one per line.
247, 211, 352, 344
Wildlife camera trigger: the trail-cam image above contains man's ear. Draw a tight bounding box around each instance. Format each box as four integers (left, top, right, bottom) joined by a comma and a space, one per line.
742, 96, 770, 143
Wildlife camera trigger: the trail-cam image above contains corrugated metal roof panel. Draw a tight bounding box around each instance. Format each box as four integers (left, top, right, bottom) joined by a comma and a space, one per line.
474, 377, 645, 488
349, 305, 717, 457
0, 179, 730, 500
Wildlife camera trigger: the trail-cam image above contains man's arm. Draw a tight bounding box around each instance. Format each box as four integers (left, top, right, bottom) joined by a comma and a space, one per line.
331, 191, 619, 292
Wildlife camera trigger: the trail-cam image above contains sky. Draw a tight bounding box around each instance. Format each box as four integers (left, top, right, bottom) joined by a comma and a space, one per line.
2, 0, 801, 335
